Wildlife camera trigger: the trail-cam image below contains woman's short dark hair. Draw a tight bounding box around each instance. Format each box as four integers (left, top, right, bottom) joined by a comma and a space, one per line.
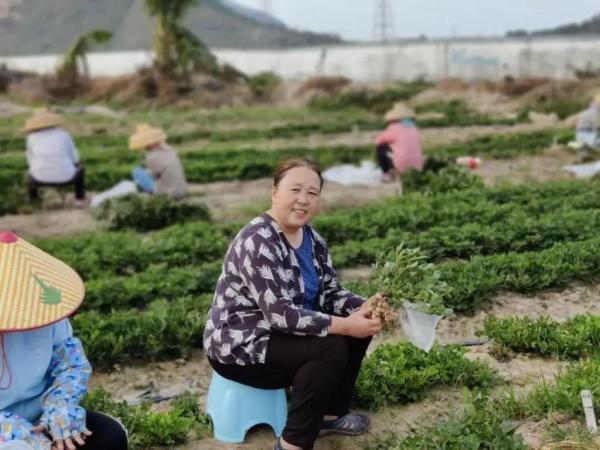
273, 159, 324, 189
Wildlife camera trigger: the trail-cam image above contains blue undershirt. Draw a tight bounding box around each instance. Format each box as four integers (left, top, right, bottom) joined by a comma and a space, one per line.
293, 227, 320, 311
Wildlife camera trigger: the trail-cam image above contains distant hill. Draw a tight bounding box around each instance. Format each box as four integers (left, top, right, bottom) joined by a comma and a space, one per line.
507, 13, 600, 37
0, 0, 342, 56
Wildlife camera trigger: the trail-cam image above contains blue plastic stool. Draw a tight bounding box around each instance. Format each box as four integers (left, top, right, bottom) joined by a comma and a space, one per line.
206, 371, 287, 443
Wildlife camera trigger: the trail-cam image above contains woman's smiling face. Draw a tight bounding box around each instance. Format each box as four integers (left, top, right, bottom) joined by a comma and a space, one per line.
271, 166, 322, 232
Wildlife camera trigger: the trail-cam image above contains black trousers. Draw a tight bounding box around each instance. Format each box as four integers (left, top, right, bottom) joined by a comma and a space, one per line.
74, 411, 128, 450
27, 165, 86, 201
376, 144, 394, 174
209, 332, 371, 450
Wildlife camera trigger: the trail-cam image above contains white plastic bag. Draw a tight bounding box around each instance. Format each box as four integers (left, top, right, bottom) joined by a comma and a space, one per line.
397, 301, 442, 352
322, 160, 382, 186
562, 161, 600, 178
91, 180, 138, 208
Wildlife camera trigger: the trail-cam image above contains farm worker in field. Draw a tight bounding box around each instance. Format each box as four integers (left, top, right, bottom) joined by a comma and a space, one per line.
575, 94, 600, 149
203, 159, 382, 450
0, 231, 128, 450
375, 102, 424, 183
128, 123, 188, 199
23, 109, 86, 208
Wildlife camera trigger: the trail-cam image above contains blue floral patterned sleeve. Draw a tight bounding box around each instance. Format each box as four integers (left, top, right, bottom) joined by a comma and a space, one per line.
38, 336, 92, 440
0, 412, 52, 449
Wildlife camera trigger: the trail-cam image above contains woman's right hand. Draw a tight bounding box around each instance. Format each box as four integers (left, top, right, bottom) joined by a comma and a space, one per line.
343, 307, 382, 338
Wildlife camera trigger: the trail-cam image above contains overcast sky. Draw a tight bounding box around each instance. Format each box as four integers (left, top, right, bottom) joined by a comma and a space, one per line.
233, 0, 600, 41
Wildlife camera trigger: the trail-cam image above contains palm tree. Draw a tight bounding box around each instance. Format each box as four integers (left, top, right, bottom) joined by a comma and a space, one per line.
143, 0, 217, 79
57, 29, 113, 81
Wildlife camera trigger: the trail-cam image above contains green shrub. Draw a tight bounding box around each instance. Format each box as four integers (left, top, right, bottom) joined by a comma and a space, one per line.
82, 390, 211, 449
356, 343, 497, 410
483, 315, 600, 359
403, 164, 485, 194
309, 80, 431, 113
93, 194, 211, 231
248, 71, 282, 100
84, 262, 222, 311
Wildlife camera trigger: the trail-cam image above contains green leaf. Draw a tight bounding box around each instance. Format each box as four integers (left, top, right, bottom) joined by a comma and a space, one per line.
33, 275, 62, 305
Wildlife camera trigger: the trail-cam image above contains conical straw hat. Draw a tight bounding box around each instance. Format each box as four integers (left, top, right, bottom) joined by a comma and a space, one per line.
0, 231, 84, 331
129, 123, 167, 150
384, 102, 416, 122
23, 108, 64, 133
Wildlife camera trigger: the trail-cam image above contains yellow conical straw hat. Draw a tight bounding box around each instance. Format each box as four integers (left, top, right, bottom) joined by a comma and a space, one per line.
0, 231, 84, 331
384, 102, 416, 122
128, 123, 167, 150
23, 108, 64, 133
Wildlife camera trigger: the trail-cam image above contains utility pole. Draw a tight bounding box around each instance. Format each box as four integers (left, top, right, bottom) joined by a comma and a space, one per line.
373, 0, 395, 43
261, 0, 273, 15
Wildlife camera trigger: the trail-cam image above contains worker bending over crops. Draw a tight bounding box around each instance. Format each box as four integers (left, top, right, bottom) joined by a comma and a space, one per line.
129, 123, 188, 200
375, 102, 424, 183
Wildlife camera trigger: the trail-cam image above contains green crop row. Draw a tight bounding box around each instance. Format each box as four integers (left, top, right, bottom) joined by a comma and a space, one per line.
377, 236, 600, 313
83, 262, 222, 312
483, 315, 600, 360
82, 390, 211, 450
355, 343, 497, 410
331, 207, 600, 268
92, 194, 211, 232
314, 177, 599, 244
74, 295, 212, 367
35, 221, 230, 280
0, 100, 531, 153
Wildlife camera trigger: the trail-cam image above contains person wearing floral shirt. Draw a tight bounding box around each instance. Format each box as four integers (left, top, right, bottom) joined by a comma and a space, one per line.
204, 159, 382, 450
0, 231, 127, 450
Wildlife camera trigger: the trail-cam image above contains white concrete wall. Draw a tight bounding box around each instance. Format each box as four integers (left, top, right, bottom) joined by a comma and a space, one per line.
2, 37, 600, 82
0, 50, 155, 77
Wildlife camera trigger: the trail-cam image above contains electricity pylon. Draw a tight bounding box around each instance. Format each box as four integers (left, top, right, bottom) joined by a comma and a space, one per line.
373, 0, 395, 43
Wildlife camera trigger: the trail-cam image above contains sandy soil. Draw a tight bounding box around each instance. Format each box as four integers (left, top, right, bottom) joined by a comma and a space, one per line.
476, 147, 580, 187
0, 208, 98, 239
